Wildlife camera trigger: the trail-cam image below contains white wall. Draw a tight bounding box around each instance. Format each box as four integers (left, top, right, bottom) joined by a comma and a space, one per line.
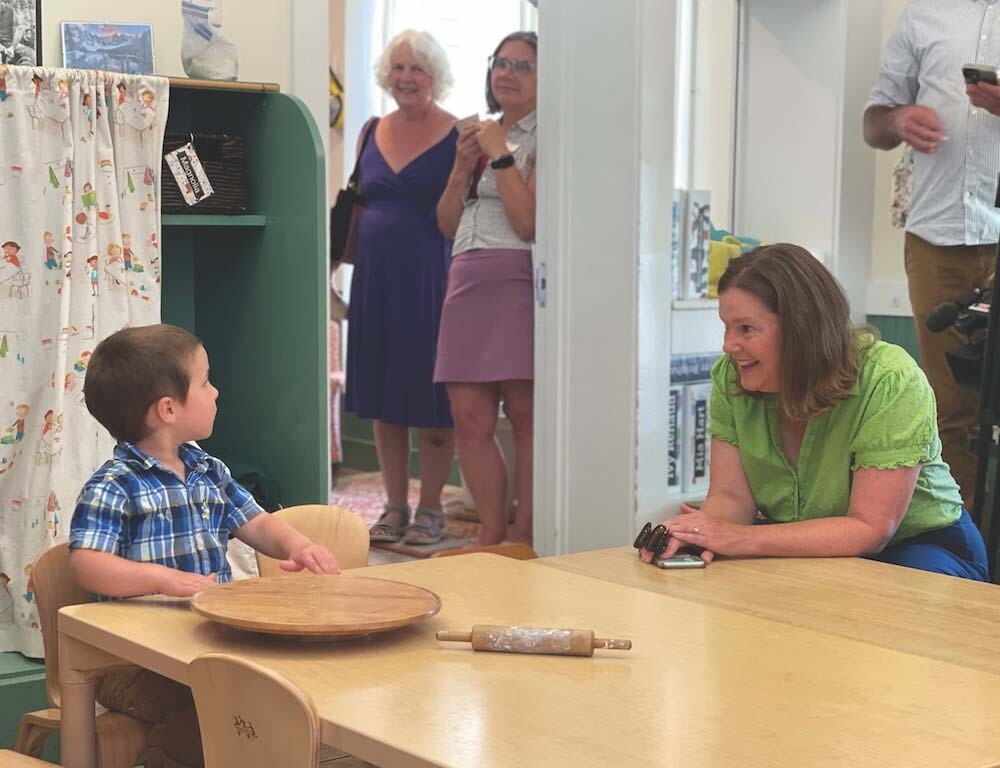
533, 0, 644, 553
291, 0, 331, 191
41, 1, 293, 89
690, 0, 737, 229
736, 1, 840, 260
869, 0, 908, 285
329, 0, 346, 196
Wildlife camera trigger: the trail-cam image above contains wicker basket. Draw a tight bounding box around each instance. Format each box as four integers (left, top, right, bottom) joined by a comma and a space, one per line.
161, 132, 248, 214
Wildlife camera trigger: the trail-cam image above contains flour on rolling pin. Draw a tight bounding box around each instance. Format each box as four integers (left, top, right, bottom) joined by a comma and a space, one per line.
436, 625, 632, 657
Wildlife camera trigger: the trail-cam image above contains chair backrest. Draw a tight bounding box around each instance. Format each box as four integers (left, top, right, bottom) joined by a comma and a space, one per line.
429, 542, 538, 560
30, 543, 92, 708
255, 505, 369, 576
188, 653, 319, 768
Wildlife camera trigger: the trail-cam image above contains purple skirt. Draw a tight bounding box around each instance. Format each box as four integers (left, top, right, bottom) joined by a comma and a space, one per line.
434, 248, 534, 383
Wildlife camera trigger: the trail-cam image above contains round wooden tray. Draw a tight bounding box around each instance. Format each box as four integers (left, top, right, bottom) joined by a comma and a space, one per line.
190, 575, 442, 637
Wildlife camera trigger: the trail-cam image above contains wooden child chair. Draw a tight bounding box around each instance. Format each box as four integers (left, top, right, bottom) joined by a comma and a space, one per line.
188, 653, 320, 768
15, 544, 150, 768
255, 505, 369, 576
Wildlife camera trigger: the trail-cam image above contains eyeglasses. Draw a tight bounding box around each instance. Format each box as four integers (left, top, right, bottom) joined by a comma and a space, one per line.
489, 55, 536, 76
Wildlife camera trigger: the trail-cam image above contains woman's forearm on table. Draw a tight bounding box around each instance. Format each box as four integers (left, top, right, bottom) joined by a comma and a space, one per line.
737, 515, 890, 558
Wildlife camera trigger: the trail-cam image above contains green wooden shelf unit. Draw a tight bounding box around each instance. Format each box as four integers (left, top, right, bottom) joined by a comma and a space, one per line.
163, 214, 268, 227
160, 83, 328, 507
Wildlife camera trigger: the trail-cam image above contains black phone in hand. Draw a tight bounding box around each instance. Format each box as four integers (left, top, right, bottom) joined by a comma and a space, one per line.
963, 63, 999, 86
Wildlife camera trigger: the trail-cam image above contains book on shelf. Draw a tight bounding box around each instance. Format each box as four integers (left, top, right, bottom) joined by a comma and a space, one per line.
667, 385, 682, 490
670, 352, 720, 384
686, 189, 711, 299
671, 189, 684, 300
682, 382, 712, 493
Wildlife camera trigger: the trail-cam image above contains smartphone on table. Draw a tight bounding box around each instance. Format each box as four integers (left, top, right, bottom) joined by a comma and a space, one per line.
962, 63, 1000, 86
654, 553, 707, 569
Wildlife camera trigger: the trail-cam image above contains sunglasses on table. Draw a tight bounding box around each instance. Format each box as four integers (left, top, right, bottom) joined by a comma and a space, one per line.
489, 56, 536, 75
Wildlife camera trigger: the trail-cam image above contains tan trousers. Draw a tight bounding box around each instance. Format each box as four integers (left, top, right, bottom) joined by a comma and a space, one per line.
903, 233, 995, 509
96, 668, 204, 768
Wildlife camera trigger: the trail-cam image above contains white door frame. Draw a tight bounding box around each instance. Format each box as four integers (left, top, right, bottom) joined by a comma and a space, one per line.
534, 0, 678, 555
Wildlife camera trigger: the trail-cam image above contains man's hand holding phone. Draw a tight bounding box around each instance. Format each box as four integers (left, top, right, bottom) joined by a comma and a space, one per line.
964, 65, 1000, 117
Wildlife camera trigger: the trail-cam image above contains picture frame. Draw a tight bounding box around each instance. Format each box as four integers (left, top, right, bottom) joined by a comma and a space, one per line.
61, 21, 155, 75
0, 0, 42, 66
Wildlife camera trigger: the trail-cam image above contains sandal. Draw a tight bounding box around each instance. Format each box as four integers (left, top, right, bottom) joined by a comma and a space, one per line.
402, 507, 446, 545
369, 504, 411, 543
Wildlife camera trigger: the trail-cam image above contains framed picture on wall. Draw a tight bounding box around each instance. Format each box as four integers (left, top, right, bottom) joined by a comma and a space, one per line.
61, 21, 155, 75
0, 0, 42, 66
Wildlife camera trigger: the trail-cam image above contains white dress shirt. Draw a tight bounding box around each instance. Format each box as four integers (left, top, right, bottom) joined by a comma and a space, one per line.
867, 0, 1000, 246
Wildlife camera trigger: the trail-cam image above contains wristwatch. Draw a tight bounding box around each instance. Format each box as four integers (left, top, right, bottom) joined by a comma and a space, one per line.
490, 153, 516, 170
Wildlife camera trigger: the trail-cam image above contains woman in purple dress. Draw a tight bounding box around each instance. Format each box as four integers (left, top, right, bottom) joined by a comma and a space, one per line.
347, 30, 457, 545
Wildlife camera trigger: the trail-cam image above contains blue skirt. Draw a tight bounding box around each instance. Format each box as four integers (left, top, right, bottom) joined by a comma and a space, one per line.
867, 509, 989, 581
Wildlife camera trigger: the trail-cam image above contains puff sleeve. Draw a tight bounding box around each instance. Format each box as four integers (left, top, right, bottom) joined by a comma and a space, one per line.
708, 355, 739, 446
850, 362, 937, 471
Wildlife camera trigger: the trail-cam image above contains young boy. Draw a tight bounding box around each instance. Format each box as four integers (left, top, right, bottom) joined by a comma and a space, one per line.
69, 324, 340, 768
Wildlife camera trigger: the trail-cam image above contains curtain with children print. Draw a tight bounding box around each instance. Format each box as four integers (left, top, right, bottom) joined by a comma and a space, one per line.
0, 66, 168, 656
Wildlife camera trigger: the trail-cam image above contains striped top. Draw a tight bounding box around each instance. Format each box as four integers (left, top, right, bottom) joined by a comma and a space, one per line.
866, 0, 1000, 246
69, 441, 263, 598
453, 110, 537, 255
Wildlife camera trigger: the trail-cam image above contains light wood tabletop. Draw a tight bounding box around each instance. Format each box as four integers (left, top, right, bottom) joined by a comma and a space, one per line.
59, 554, 1000, 768
535, 546, 1000, 676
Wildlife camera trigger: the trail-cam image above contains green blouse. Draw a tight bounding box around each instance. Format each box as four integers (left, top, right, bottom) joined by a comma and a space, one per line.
708, 340, 963, 544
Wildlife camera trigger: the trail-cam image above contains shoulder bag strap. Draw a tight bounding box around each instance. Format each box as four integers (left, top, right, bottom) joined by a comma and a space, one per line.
348, 117, 379, 193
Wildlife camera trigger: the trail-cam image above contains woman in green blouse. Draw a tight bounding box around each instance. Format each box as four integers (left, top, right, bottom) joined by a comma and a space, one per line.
642, 243, 988, 579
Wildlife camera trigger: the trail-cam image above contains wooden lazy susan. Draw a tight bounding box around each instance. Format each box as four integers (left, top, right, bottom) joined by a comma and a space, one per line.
190, 574, 442, 638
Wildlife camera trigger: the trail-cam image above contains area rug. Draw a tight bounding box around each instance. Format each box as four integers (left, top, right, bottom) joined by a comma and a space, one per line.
330, 471, 479, 557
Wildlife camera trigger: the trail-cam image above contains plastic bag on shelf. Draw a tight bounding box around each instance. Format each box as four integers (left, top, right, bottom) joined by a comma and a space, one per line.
181, 0, 239, 82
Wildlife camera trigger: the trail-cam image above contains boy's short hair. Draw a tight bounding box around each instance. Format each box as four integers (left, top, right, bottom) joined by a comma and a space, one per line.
84, 324, 203, 443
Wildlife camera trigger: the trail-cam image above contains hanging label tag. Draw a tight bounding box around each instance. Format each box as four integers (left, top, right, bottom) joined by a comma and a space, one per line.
165, 142, 214, 206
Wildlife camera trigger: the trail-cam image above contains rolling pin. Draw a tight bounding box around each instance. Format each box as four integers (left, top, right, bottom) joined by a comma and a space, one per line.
436, 625, 632, 656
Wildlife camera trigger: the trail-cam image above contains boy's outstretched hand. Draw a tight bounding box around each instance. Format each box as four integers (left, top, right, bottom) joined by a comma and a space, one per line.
281, 542, 341, 575
157, 568, 218, 597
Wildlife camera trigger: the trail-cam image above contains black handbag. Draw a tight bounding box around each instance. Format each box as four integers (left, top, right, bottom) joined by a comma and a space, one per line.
330, 118, 377, 267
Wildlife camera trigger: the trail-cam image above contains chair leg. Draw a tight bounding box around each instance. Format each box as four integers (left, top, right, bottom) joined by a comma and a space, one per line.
14, 720, 51, 758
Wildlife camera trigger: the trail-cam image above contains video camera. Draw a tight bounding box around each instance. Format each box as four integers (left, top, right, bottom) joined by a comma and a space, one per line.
926, 285, 993, 389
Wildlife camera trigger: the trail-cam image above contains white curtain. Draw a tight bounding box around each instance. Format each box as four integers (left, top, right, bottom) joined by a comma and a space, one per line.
0, 66, 168, 657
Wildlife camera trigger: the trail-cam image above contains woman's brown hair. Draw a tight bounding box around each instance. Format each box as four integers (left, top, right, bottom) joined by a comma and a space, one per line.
717, 243, 877, 421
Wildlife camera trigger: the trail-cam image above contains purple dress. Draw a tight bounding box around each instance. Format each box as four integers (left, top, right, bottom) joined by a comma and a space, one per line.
345, 120, 457, 428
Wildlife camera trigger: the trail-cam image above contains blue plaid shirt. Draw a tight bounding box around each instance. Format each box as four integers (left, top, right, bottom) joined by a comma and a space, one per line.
69, 442, 263, 595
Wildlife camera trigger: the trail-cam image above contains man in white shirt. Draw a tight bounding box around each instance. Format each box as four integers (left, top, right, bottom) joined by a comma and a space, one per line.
864, 0, 1000, 511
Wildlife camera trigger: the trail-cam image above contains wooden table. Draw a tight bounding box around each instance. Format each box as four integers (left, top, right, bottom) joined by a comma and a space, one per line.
60, 554, 1000, 768
535, 546, 1000, 677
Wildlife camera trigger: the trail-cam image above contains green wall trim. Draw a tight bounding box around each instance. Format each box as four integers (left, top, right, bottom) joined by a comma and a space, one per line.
340, 410, 460, 485
341, 437, 380, 473
0, 650, 43, 682
867, 314, 920, 364
0, 652, 57, 760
